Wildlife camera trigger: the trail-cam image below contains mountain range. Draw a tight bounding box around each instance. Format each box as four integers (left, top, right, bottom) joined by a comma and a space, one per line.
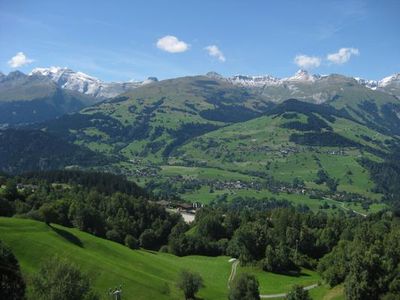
213, 69, 400, 101
1, 67, 399, 127
1, 66, 400, 210
0, 68, 158, 126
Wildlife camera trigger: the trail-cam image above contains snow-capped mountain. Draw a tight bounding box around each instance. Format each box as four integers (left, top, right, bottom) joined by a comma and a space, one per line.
205, 69, 400, 103
226, 74, 281, 87
355, 73, 400, 97
379, 73, 400, 87
354, 77, 378, 90
284, 69, 322, 82
354, 73, 400, 89
211, 69, 326, 88
30, 67, 158, 99
207, 69, 400, 98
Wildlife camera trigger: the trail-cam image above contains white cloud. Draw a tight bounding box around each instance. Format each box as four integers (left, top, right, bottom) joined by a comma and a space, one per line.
8, 52, 34, 68
205, 45, 226, 62
294, 54, 321, 69
156, 35, 189, 53
327, 48, 359, 64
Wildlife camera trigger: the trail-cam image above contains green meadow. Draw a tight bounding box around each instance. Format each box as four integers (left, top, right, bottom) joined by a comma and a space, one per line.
0, 217, 343, 299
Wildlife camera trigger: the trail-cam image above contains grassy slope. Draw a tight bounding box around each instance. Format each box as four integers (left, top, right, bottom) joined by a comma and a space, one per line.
75, 76, 261, 163
0, 217, 344, 299
238, 266, 320, 294
0, 217, 230, 300
176, 112, 390, 200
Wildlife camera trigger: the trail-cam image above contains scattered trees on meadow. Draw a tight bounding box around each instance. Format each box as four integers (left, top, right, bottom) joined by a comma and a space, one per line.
176, 270, 204, 300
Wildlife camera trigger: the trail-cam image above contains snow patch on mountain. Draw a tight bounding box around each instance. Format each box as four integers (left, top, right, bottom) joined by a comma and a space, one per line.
30, 67, 157, 99
212, 69, 326, 87
208, 69, 400, 94
354, 73, 400, 97
284, 69, 320, 82
379, 73, 400, 87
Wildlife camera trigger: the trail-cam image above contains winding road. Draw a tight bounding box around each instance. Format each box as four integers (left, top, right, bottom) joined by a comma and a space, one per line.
228, 259, 318, 298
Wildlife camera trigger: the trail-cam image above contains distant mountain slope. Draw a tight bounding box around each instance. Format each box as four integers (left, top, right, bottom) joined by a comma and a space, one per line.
38, 73, 400, 164
212, 70, 400, 104
0, 71, 97, 126
175, 99, 395, 198
39, 75, 268, 163
27, 66, 400, 101
0, 129, 110, 173
30, 66, 158, 99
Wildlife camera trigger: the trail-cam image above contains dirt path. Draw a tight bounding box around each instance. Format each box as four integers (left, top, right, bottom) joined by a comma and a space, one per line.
259, 284, 318, 298
228, 259, 318, 297
227, 259, 239, 288
323, 197, 367, 217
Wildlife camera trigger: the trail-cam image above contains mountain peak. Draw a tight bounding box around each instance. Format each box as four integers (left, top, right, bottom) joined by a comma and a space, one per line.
31, 66, 100, 83
143, 77, 158, 84
206, 71, 224, 80
7, 70, 27, 80
286, 69, 317, 82
380, 73, 400, 87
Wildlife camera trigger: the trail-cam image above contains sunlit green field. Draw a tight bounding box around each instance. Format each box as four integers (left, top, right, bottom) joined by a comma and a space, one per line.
0, 217, 343, 299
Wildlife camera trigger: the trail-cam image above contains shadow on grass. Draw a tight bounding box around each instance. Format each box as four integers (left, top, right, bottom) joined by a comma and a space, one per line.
49, 225, 83, 248
271, 270, 311, 277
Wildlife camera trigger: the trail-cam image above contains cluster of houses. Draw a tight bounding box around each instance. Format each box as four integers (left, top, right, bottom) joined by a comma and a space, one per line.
150, 200, 205, 223
152, 200, 203, 214
163, 175, 264, 192
211, 180, 262, 191
16, 183, 38, 192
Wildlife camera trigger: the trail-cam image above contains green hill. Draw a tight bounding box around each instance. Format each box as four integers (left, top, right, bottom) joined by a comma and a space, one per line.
0, 217, 231, 300
176, 100, 393, 199
0, 217, 341, 299
39, 76, 267, 163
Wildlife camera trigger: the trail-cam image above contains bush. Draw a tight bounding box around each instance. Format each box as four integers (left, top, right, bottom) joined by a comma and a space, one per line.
229, 273, 260, 300
0, 198, 15, 217
139, 229, 158, 250
106, 230, 122, 243
176, 270, 204, 300
39, 203, 59, 225
124, 234, 139, 249
31, 256, 99, 300
159, 245, 169, 253
286, 285, 311, 300
0, 240, 26, 300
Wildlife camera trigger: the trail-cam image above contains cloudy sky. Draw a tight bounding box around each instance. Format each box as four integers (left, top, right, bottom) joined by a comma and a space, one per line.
0, 0, 399, 81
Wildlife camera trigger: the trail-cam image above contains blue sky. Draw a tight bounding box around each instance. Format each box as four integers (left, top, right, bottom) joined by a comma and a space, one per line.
1, 0, 399, 81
